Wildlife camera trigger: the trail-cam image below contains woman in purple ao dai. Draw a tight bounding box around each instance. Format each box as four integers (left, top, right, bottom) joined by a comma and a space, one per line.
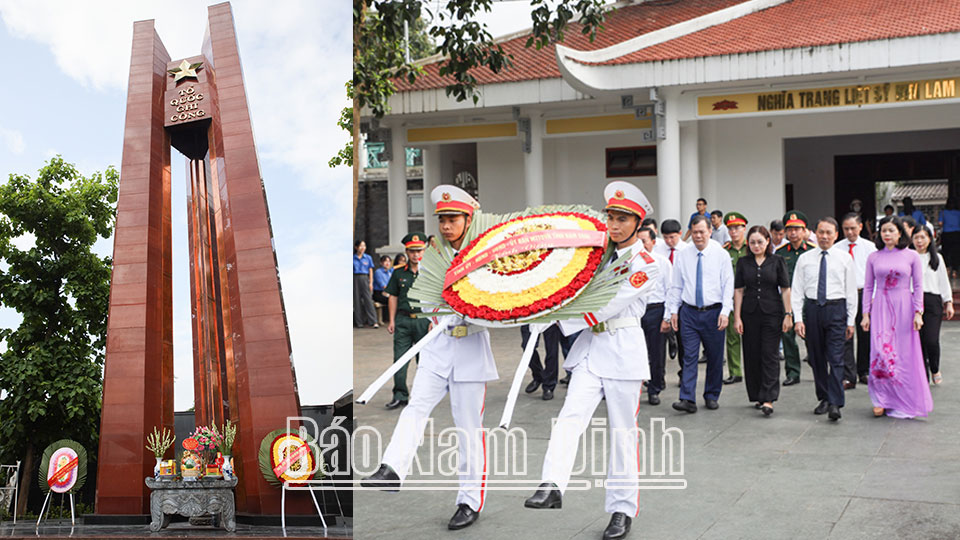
861, 216, 933, 418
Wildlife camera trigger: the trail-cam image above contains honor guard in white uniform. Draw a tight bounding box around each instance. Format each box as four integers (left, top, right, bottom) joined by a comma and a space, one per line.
362, 185, 498, 531
525, 181, 659, 540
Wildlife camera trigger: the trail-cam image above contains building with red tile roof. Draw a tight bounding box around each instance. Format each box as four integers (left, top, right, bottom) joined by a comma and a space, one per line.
360, 0, 960, 256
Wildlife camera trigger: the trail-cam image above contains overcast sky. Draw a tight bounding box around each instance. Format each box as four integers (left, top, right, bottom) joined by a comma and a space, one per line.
0, 0, 352, 409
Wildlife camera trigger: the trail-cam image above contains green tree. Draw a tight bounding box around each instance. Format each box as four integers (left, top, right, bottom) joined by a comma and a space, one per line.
0, 156, 118, 514
343, 0, 608, 219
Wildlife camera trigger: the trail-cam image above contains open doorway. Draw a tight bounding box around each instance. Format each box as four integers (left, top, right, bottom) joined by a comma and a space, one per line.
875, 179, 947, 232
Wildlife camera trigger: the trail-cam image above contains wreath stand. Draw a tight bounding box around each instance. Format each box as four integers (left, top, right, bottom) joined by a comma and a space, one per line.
280, 480, 325, 531
35, 491, 75, 528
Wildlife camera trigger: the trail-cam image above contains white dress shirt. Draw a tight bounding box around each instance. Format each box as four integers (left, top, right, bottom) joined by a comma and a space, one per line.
666, 240, 735, 316
790, 247, 858, 325
645, 249, 673, 318
653, 239, 689, 265
831, 236, 877, 289
919, 251, 953, 303
711, 224, 731, 245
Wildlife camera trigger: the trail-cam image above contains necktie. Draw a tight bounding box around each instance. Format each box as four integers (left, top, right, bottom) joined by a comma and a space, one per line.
670, 248, 675, 264
817, 250, 828, 306
848, 242, 855, 259
611, 251, 619, 262
695, 252, 704, 308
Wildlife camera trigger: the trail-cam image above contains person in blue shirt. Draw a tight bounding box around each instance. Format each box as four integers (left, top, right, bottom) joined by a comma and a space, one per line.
354, 240, 379, 328
683, 197, 712, 241
373, 255, 394, 324
939, 197, 960, 276
899, 197, 927, 226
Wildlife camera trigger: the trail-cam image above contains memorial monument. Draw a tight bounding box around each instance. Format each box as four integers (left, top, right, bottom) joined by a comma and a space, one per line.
96, 2, 301, 515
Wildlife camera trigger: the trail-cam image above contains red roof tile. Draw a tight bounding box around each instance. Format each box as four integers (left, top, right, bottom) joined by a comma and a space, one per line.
395, 0, 747, 92
591, 0, 960, 65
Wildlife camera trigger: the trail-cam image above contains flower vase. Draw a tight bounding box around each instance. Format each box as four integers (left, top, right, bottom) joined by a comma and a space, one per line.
154, 457, 162, 479
222, 454, 234, 480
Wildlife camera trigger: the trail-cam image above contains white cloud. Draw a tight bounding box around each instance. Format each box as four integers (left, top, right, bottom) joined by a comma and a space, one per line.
0, 125, 24, 154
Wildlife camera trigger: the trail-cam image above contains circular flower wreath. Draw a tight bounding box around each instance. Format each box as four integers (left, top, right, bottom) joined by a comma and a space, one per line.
442, 212, 606, 321
257, 428, 324, 487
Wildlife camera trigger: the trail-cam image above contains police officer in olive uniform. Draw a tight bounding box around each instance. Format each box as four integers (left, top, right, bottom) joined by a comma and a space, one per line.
722, 212, 749, 384
384, 233, 432, 410
775, 211, 816, 385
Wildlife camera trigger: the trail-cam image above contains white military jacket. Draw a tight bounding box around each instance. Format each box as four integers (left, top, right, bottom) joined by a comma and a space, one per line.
419, 244, 499, 382
559, 244, 660, 380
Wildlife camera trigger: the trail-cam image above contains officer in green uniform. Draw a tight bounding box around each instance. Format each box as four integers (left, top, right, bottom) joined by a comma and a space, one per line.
722, 212, 749, 384
775, 211, 816, 385
384, 233, 432, 410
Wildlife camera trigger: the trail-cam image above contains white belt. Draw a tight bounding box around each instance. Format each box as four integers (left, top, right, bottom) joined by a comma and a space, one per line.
590, 316, 640, 335
444, 324, 484, 338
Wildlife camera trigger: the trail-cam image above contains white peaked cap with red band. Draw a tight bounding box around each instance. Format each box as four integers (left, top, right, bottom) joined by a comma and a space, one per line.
603, 180, 653, 221
431, 184, 480, 216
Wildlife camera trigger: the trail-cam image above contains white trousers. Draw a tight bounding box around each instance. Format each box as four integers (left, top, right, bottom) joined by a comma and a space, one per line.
382, 367, 488, 512
540, 363, 643, 516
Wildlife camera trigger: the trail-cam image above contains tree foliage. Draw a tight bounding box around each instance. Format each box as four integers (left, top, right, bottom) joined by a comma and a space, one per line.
0, 156, 118, 510
353, 0, 607, 119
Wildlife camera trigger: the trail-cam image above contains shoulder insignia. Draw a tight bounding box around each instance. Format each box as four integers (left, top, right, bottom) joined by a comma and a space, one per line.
629, 271, 649, 288
639, 251, 655, 264
723, 242, 731, 248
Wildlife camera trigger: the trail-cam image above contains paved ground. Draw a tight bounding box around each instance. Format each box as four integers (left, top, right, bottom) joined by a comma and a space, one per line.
353, 322, 960, 540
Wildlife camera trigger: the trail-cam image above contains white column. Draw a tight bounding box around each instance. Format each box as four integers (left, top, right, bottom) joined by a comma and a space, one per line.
679, 121, 700, 219
700, 120, 718, 209
387, 126, 408, 246
656, 88, 682, 221
523, 112, 545, 207
421, 145, 442, 238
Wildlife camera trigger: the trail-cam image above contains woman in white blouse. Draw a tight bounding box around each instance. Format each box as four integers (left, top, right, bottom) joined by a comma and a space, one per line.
911, 227, 954, 384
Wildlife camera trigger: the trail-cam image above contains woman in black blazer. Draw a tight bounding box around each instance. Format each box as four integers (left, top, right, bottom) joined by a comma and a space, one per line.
733, 225, 793, 416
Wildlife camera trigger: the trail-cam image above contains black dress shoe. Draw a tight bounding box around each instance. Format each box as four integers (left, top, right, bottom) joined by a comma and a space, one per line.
828, 404, 842, 421
843, 380, 856, 390
783, 376, 800, 386
722, 375, 742, 384
761, 405, 774, 416
672, 400, 697, 413
754, 402, 763, 409
524, 482, 562, 509
648, 393, 660, 406
668, 335, 678, 359
447, 503, 478, 530
385, 399, 408, 410
603, 512, 632, 540
361, 464, 400, 491
559, 373, 571, 385
542, 387, 554, 401
859, 374, 869, 385
525, 380, 541, 394
704, 399, 719, 410
699, 355, 708, 364
814, 400, 829, 415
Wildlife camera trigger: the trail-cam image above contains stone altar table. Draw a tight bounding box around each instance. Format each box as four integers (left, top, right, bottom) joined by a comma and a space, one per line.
145, 477, 238, 532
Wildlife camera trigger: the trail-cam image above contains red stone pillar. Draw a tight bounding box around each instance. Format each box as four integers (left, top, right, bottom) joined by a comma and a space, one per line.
204, 2, 302, 514
95, 20, 174, 514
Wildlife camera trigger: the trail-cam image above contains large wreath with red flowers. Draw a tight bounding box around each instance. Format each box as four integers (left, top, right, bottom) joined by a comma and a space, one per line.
441, 212, 606, 321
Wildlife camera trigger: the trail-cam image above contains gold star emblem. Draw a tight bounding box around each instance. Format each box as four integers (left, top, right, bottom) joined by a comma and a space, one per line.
168, 59, 203, 82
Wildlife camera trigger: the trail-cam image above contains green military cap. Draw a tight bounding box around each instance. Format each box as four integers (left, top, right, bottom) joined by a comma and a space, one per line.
782, 210, 809, 229
402, 232, 427, 250
723, 212, 747, 227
